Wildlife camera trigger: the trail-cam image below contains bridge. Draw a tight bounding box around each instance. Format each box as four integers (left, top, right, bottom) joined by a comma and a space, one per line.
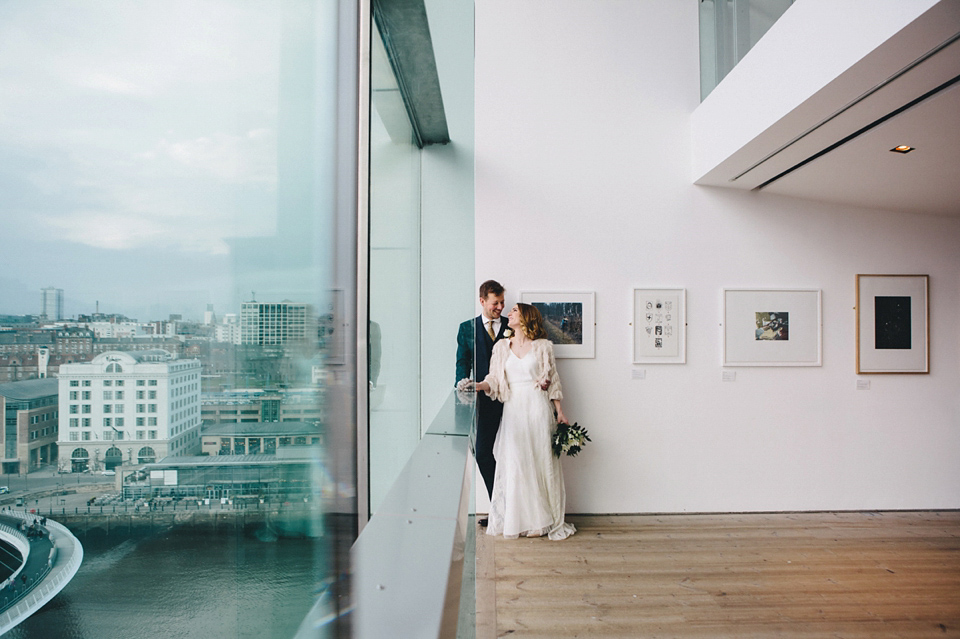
0, 510, 83, 635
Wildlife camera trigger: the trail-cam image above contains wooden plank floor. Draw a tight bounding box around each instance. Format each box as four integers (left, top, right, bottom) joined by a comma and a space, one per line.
475, 511, 960, 638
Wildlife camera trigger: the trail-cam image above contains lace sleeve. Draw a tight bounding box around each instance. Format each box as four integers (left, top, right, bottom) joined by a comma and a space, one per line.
482, 340, 510, 402
536, 340, 563, 401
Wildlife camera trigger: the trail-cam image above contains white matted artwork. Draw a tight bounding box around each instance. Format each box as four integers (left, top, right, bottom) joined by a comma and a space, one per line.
519, 291, 595, 358
722, 288, 822, 366
633, 288, 685, 364
856, 274, 929, 374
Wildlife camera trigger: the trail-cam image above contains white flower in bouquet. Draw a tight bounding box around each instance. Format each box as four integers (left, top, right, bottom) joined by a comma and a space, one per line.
552, 421, 591, 458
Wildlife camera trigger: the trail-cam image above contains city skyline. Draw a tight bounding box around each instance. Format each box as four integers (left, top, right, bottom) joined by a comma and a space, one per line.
2, 287, 321, 326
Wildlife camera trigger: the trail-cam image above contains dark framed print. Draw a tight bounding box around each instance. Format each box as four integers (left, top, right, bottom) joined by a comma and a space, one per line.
856, 275, 929, 374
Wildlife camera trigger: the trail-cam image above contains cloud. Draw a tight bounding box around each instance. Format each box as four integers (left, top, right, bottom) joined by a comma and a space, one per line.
73, 72, 144, 96
153, 130, 277, 184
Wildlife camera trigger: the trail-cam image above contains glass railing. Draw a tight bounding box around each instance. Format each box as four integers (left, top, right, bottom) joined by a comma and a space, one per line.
353, 391, 475, 638
700, 0, 794, 100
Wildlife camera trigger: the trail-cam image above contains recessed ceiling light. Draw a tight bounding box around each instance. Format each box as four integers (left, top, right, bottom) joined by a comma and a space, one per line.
890, 145, 915, 154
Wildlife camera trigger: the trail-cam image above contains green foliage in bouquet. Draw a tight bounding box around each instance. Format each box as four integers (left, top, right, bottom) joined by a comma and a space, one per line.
552, 421, 591, 458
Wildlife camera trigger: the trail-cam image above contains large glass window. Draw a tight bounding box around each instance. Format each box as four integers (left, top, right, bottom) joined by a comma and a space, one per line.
700, 0, 795, 100
367, 25, 424, 513
0, 1, 357, 635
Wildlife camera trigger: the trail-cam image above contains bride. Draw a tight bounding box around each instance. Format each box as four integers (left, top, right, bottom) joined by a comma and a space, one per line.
471, 303, 576, 540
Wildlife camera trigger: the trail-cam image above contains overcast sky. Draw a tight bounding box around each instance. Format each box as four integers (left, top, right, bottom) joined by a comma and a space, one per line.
0, 1, 338, 322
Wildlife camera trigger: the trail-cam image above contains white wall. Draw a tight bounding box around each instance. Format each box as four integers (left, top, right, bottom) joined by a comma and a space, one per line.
475, 0, 960, 514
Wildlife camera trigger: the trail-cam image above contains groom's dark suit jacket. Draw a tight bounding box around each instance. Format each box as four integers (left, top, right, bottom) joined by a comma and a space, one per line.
456, 315, 507, 499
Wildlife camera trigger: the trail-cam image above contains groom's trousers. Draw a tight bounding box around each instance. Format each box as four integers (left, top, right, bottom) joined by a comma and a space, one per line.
475, 393, 503, 500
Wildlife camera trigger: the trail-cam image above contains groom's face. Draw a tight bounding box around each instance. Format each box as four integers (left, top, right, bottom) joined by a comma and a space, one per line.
480, 293, 505, 320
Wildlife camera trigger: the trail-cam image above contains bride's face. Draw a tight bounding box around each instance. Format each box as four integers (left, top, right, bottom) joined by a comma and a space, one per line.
507, 305, 522, 330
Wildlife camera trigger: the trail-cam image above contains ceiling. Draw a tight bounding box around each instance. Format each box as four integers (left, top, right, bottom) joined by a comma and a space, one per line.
695, 3, 960, 218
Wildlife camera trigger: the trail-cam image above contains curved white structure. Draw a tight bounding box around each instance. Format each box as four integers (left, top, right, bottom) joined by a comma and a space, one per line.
0, 511, 83, 635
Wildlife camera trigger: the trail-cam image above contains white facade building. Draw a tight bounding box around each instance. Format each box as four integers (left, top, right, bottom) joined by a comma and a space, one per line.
85, 321, 149, 339
215, 315, 241, 344
57, 349, 201, 472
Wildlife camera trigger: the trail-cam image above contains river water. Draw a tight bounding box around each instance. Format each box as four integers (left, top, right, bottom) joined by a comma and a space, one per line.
6, 524, 340, 639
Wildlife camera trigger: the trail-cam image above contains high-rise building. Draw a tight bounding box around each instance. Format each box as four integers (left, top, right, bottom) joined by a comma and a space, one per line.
40, 287, 64, 321
240, 301, 316, 346
57, 349, 201, 472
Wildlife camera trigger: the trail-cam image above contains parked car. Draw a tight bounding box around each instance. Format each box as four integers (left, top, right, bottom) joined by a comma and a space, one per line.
0, 486, 8, 494
100, 469, 116, 476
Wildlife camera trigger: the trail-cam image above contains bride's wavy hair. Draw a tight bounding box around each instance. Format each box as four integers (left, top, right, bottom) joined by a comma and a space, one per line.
516, 303, 548, 340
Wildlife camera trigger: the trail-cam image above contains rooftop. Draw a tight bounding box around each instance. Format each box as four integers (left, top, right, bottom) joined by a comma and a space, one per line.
201, 421, 319, 437
148, 450, 316, 467
0, 377, 59, 401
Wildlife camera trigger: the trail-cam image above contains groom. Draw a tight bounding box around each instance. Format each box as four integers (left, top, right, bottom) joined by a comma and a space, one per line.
456, 279, 507, 509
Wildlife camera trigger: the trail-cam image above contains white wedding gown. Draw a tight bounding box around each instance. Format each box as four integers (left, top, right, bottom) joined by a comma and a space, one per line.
487, 349, 576, 540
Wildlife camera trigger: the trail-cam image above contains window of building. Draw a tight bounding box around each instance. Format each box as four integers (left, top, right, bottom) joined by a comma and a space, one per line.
103, 390, 113, 400
69, 405, 78, 414
148, 380, 157, 386
148, 418, 157, 426
137, 380, 145, 386
137, 390, 145, 399
103, 380, 112, 387
103, 430, 113, 440
116, 380, 124, 387
116, 431, 124, 440
116, 391, 124, 400
69, 380, 79, 387
103, 404, 112, 413
149, 390, 157, 399
82, 391, 91, 400
148, 404, 157, 413
137, 430, 145, 440
82, 405, 91, 414
69, 432, 79, 441
115, 404, 124, 413
70, 391, 78, 400
82, 380, 91, 387
82, 432, 91, 441
70, 418, 78, 428
148, 430, 157, 440
116, 417, 124, 427
137, 404, 145, 413
82, 418, 90, 428
136, 417, 145, 426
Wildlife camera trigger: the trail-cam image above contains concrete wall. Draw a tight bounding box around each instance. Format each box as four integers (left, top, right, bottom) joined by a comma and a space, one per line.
473, 0, 960, 514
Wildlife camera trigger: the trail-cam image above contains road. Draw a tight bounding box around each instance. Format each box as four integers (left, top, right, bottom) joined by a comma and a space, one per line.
0, 466, 116, 505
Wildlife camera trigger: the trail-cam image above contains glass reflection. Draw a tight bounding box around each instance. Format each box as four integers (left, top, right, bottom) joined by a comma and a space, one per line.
367, 25, 422, 514
0, 1, 353, 637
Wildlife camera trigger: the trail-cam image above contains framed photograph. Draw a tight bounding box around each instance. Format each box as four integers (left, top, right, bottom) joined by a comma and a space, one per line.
519, 291, 595, 358
633, 288, 685, 364
722, 289, 822, 366
856, 275, 929, 374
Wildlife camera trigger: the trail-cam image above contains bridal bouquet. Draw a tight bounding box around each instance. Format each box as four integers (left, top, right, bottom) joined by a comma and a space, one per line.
552, 421, 591, 458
